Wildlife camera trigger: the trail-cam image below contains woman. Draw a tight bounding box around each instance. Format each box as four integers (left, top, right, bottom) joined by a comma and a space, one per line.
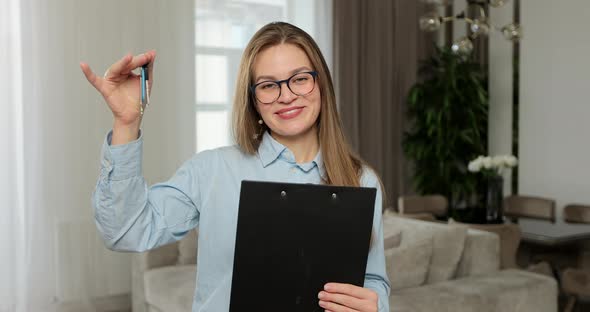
80, 22, 390, 312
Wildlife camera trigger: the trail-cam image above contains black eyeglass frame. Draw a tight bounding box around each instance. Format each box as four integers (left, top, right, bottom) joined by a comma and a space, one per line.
250, 71, 318, 104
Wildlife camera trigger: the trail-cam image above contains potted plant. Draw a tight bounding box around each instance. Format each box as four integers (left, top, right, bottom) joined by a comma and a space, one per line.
402, 47, 488, 215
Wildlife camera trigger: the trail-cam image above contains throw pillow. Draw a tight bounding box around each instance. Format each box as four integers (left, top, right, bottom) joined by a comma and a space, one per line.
384, 232, 402, 250
386, 236, 433, 290
381, 215, 468, 284
425, 224, 467, 283
383, 227, 402, 250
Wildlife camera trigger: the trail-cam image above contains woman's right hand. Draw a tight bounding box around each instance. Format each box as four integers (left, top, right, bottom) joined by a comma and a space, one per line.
80, 51, 156, 144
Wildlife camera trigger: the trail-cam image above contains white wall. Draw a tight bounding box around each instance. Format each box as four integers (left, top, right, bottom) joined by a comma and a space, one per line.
519, 0, 590, 234
488, 1, 514, 193
452, 0, 515, 193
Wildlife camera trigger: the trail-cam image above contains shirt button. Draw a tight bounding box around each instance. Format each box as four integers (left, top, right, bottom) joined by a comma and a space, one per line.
290, 168, 297, 173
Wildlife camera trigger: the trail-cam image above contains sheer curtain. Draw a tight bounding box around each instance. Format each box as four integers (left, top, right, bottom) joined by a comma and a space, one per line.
1, 1, 25, 310
0, 0, 194, 310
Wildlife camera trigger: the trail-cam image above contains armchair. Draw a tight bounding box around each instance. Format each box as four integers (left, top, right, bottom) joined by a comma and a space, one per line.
397, 195, 448, 221
561, 204, 590, 312
132, 229, 198, 312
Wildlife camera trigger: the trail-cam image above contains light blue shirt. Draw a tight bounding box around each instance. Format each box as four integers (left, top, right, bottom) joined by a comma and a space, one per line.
93, 131, 390, 312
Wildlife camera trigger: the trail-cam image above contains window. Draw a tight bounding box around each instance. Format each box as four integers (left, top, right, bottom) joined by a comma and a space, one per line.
195, 0, 332, 153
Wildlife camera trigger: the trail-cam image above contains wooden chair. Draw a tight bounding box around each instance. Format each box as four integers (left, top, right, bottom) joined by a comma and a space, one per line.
503, 195, 559, 276
561, 204, 590, 312
397, 195, 448, 220
503, 195, 556, 223
563, 204, 590, 224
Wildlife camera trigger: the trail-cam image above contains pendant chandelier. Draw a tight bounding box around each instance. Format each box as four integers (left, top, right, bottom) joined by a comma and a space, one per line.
419, 0, 522, 54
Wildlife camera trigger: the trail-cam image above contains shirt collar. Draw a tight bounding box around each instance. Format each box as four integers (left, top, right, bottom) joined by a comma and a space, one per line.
312, 151, 327, 180
257, 131, 327, 180
258, 131, 287, 167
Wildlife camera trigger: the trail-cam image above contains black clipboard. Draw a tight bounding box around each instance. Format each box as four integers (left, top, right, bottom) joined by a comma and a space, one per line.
229, 180, 376, 312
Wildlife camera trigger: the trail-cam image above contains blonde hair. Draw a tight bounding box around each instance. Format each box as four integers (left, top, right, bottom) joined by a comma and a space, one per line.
232, 22, 363, 187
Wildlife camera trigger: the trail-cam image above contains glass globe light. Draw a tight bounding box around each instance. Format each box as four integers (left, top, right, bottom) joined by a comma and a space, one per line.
451, 36, 474, 54
489, 0, 508, 8
470, 19, 490, 38
419, 12, 442, 32
501, 23, 522, 41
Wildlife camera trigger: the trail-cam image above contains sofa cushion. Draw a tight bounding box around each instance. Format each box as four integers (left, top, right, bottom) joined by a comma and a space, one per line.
144, 265, 196, 311
390, 269, 557, 312
455, 228, 500, 278
386, 235, 433, 290
177, 229, 198, 265
383, 226, 402, 249
425, 224, 467, 283
383, 215, 468, 283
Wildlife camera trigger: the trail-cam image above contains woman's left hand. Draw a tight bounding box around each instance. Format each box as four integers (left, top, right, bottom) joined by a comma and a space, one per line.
318, 283, 378, 312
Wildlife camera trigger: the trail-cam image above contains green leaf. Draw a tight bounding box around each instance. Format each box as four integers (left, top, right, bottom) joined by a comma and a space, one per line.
403, 46, 488, 204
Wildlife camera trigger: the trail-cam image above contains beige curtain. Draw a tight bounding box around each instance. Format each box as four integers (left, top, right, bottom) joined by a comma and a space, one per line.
333, 0, 434, 208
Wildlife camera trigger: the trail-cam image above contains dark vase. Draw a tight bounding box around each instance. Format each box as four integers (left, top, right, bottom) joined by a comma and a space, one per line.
486, 175, 504, 223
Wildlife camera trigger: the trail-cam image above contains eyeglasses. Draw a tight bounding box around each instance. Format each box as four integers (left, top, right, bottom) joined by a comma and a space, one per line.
250, 71, 318, 104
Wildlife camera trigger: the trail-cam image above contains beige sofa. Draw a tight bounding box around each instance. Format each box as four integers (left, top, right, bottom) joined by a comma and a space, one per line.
132, 215, 558, 312
382, 215, 557, 312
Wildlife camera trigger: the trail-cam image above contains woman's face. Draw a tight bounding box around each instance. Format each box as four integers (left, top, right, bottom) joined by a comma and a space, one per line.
252, 43, 321, 142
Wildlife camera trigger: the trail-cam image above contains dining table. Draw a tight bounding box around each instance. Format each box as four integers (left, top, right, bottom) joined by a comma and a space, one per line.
519, 219, 590, 246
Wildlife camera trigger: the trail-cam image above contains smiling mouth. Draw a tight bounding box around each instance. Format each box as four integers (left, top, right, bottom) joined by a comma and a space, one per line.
275, 107, 304, 118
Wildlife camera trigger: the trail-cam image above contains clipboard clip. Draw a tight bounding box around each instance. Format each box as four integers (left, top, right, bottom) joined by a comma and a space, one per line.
280, 190, 338, 199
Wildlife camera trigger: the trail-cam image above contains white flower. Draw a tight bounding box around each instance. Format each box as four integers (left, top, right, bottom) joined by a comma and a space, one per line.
468, 154, 518, 175
468, 159, 482, 172
505, 155, 518, 167
492, 155, 504, 168
482, 156, 493, 169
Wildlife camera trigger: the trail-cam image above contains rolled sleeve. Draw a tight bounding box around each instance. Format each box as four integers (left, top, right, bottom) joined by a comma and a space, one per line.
101, 130, 143, 181
92, 130, 200, 252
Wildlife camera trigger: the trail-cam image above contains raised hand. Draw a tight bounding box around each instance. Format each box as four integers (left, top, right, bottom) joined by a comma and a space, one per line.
80, 51, 156, 144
